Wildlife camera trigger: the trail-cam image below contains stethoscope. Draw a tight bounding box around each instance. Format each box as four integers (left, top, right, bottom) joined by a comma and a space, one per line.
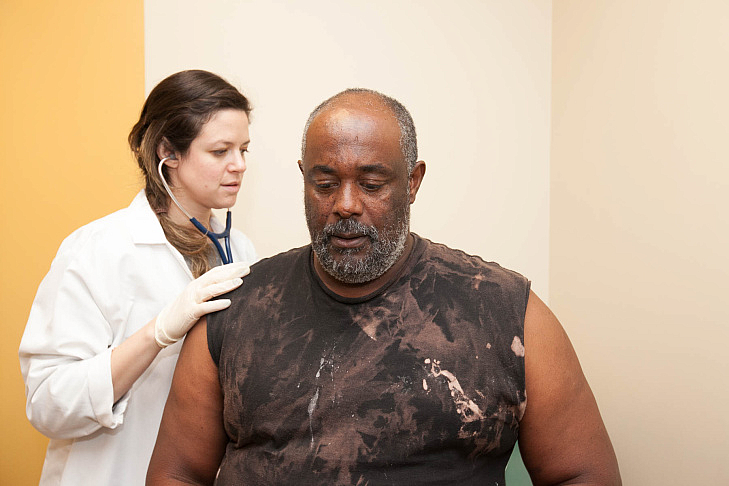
158, 157, 234, 264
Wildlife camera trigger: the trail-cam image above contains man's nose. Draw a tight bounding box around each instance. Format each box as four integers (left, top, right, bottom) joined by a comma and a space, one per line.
332, 183, 362, 218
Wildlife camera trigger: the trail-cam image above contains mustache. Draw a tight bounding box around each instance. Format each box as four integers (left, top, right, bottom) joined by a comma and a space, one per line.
320, 219, 379, 240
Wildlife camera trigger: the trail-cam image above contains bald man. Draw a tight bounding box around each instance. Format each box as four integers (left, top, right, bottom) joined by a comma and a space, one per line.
147, 89, 621, 485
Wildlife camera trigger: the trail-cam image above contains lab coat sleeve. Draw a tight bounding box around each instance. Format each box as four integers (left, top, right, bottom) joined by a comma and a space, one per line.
19, 231, 132, 440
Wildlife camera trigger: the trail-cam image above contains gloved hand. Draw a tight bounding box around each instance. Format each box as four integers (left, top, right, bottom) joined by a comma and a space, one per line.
154, 262, 250, 347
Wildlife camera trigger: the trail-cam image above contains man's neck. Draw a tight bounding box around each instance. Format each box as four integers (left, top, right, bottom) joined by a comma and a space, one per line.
313, 233, 415, 299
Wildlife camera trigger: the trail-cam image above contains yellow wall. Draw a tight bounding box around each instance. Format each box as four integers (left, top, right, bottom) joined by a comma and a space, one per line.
0, 1, 144, 483
551, 1, 729, 483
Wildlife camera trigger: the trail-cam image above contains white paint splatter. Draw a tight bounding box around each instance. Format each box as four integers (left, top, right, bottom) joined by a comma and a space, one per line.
309, 356, 329, 447
511, 336, 525, 357
424, 358, 485, 435
308, 387, 320, 446
316, 357, 325, 378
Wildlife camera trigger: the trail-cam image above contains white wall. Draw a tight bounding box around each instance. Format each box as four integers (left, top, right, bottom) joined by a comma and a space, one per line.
144, 0, 552, 297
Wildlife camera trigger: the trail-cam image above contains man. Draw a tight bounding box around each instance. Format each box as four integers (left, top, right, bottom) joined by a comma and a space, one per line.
147, 89, 621, 485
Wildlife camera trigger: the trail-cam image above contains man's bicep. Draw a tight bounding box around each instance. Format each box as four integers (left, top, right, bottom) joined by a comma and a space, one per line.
518, 291, 621, 485
147, 317, 227, 485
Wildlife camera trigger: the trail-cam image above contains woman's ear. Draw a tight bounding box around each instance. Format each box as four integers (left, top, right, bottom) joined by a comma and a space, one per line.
156, 139, 178, 167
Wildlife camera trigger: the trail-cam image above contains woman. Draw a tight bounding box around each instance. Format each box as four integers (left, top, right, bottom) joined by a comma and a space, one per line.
19, 70, 257, 485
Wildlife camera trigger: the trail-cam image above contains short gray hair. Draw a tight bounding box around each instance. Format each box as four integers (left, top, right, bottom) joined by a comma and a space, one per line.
301, 88, 418, 173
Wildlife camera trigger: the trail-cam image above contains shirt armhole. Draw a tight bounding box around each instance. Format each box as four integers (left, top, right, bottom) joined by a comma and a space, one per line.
206, 312, 223, 367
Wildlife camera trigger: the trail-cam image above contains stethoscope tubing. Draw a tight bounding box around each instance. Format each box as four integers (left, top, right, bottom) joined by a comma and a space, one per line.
189, 211, 234, 265
158, 157, 234, 264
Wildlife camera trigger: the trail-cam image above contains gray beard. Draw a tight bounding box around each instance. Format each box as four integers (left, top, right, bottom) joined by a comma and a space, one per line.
309, 206, 410, 284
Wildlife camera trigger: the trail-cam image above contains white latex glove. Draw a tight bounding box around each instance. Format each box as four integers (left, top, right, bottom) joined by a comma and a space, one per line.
154, 262, 250, 347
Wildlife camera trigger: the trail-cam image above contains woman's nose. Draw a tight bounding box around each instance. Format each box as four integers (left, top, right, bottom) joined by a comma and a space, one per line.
229, 151, 246, 173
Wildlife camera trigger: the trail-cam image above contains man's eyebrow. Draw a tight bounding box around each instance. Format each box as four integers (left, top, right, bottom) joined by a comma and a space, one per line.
359, 164, 392, 174
311, 164, 335, 174
309, 163, 394, 175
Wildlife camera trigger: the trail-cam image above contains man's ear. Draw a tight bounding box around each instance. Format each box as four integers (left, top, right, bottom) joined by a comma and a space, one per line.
156, 139, 179, 167
408, 160, 426, 204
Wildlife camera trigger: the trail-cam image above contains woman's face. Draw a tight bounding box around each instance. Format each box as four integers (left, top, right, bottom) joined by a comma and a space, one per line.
167, 108, 250, 221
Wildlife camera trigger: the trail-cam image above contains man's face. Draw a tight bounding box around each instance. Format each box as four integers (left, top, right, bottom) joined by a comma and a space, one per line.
300, 99, 412, 284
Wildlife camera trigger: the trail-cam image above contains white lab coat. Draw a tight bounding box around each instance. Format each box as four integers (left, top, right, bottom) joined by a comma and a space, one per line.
19, 190, 257, 485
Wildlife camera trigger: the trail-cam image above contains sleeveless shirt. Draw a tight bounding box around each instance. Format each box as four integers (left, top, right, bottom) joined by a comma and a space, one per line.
208, 234, 530, 485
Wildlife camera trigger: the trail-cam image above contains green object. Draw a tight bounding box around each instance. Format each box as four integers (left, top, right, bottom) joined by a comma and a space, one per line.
505, 442, 533, 485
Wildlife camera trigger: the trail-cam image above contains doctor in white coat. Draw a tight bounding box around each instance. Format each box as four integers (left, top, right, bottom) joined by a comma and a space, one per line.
19, 70, 257, 485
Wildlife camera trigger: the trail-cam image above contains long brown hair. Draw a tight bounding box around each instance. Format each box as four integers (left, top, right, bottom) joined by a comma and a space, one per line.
128, 70, 251, 277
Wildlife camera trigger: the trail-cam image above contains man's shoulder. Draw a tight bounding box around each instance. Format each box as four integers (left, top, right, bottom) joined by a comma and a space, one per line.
417, 235, 522, 274
208, 245, 312, 342
416, 235, 529, 287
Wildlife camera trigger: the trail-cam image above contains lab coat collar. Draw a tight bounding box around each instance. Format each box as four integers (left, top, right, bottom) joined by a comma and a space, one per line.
128, 191, 168, 245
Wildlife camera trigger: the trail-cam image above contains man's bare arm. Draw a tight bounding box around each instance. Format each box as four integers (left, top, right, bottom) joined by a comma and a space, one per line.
518, 291, 621, 485
147, 317, 227, 485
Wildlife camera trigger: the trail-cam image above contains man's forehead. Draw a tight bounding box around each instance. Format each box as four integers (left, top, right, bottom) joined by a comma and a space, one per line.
321, 106, 380, 133
327, 91, 394, 112
308, 102, 399, 145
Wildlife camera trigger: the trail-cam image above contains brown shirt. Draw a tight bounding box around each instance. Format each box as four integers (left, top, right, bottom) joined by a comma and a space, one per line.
208, 234, 530, 485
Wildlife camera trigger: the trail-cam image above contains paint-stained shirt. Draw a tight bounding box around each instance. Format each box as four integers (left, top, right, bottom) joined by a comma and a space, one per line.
208, 234, 530, 485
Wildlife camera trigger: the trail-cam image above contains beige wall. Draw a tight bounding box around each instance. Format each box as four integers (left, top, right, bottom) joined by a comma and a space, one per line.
0, 1, 144, 483
551, 1, 729, 484
145, 3, 550, 483
144, 0, 553, 297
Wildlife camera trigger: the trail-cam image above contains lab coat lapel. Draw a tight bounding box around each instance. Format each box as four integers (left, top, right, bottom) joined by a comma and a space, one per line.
126, 191, 193, 279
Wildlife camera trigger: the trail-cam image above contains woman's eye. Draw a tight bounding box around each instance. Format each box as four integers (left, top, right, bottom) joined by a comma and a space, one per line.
213, 149, 227, 156
240, 148, 248, 155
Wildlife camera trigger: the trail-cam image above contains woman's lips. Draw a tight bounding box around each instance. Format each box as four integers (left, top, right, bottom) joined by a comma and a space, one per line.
221, 182, 240, 193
